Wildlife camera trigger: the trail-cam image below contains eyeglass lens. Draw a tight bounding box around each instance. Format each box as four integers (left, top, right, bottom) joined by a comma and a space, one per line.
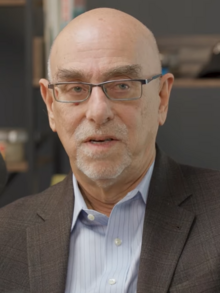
53, 80, 142, 102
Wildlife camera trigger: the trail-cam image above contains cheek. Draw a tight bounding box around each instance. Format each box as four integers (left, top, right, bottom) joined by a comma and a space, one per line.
53, 105, 80, 154
141, 88, 160, 128
138, 95, 159, 144
141, 102, 155, 128
54, 106, 71, 132
119, 102, 147, 150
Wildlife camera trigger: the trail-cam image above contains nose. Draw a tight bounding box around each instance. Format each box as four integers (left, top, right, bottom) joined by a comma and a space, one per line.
85, 86, 114, 125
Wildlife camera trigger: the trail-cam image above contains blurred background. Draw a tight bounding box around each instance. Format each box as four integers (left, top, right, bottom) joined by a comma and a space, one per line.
0, 0, 220, 207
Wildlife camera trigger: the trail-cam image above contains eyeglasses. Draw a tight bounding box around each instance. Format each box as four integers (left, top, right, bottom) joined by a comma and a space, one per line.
48, 74, 162, 103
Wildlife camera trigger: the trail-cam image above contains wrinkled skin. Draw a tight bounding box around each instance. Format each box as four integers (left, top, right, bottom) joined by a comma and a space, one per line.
40, 8, 174, 216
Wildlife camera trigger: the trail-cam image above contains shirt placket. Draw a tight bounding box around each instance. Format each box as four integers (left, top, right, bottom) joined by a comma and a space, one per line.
98, 202, 131, 293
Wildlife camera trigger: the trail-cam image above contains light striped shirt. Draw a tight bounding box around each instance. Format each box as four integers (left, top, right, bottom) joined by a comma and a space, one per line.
65, 163, 154, 293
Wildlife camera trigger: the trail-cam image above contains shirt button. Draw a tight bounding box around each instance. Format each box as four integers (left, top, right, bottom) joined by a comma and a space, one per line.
87, 214, 95, 221
114, 238, 122, 246
109, 279, 116, 285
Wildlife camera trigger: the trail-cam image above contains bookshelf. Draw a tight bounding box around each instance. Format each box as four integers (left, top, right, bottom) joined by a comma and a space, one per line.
174, 79, 220, 88
0, 0, 25, 6
6, 161, 28, 172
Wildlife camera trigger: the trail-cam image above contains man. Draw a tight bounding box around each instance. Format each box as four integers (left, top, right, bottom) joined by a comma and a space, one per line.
0, 8, 220, 293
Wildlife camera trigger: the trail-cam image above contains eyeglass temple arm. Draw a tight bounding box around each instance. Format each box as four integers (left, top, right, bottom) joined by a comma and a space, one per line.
145, 74, 162, 84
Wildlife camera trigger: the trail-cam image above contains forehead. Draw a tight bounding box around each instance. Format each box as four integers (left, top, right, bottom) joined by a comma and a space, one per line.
50, 24, 153, 81
55, 65, 143, 82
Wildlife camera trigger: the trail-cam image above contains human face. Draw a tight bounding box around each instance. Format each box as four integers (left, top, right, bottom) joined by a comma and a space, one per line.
74, 116, 132, 186
41, 21, 172, 187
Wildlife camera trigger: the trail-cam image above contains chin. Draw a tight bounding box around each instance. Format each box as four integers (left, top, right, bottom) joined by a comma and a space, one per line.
76, 157, 132, 187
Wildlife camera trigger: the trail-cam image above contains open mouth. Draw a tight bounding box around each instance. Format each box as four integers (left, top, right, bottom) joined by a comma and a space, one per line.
89, 138, 114, 144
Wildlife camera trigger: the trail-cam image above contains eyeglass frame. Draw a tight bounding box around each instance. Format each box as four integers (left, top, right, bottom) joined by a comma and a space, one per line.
48, 73, 162, 103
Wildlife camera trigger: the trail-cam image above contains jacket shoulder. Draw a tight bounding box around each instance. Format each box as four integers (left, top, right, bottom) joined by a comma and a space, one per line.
179, 163, 220, 212
0, 176, 71, 227
180, 163, 220, 192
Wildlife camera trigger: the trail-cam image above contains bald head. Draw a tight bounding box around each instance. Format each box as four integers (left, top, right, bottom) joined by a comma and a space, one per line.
48, 8, 161, 81
41, 8, 174, 191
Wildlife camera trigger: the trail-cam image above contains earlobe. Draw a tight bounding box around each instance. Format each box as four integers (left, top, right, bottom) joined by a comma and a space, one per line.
39, 78, 57, 132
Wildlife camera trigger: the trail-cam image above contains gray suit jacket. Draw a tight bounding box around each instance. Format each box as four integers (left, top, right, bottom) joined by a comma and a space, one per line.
1, 148, 220, 293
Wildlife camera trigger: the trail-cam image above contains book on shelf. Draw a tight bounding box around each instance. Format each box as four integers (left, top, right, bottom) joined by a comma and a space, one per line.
43, 0, 87, 72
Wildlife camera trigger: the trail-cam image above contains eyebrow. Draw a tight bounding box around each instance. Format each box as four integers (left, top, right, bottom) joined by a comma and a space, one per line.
55, 64, 143, 82
55, 69, 85, 81
102, 64, 143, 79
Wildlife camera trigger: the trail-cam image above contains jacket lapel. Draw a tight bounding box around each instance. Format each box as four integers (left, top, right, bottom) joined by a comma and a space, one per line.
27, 173, 74, 293
137, 149, 195, 293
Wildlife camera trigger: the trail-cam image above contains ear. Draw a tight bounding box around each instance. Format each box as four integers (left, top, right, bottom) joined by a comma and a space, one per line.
39, 78, 57, 132
158, 73, 174, 126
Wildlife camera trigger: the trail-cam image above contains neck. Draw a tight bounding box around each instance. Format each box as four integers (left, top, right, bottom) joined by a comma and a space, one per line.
79, 188, 115, 217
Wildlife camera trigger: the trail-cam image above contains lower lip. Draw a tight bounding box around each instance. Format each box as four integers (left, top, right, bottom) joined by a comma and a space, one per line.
85, 140, 118, 150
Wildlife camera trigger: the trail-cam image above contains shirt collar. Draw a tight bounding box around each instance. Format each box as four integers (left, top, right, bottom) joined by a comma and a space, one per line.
71, 161, 155, 231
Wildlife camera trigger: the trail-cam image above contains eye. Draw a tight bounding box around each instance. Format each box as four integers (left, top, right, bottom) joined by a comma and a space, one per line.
118, 83, 129, 90
71, 86, 83, 93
